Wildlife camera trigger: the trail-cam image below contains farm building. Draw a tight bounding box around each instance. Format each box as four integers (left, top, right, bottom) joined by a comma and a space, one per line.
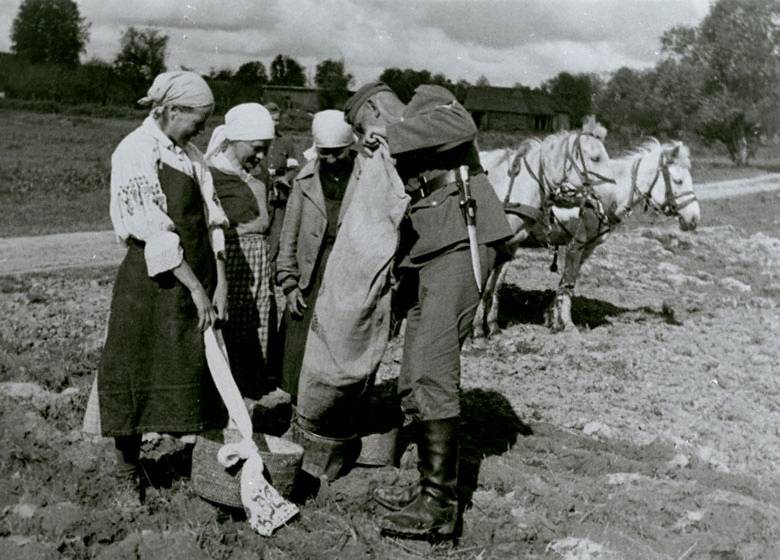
261, 85, 353, 113
464, 86, 570, 132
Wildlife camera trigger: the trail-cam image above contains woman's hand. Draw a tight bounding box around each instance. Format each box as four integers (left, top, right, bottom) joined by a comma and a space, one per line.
191, 286, 217, 331
212, 279, 228, 323
172, 260, 217, 331
285, 287, 307, 318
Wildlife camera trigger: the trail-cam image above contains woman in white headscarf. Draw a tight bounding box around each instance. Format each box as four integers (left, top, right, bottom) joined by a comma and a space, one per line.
96, 71, 229, 505
205, 103, 278, 398
276, 110, 357, 405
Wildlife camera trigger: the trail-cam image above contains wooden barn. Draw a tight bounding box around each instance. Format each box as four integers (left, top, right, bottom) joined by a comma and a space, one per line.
464, 86, 570, 132
260, 85, 353, 113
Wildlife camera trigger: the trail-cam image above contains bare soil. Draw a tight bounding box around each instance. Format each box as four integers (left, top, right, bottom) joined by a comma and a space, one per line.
1, 190, 780, 559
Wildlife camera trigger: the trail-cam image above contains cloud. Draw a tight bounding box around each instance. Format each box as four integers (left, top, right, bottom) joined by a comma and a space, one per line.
0, 0, 710, 86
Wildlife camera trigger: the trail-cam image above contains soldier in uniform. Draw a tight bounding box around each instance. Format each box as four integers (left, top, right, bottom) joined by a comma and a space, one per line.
344, 83, 513, 539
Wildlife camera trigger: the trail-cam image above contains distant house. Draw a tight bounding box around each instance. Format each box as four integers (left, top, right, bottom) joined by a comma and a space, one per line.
261, 85, 353, 113
464, 86, 570, 132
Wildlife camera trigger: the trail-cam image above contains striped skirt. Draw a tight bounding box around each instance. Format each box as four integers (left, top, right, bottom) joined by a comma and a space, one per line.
223, 232, 279, 398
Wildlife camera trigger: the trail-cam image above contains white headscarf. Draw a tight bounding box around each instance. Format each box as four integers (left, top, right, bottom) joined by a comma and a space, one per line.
205, 103, 276, 163
304, 110, 356, 160
138, 71, 214, 108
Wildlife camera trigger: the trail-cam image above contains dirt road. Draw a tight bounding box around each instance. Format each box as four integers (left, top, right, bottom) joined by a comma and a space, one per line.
2, 174, 778, 276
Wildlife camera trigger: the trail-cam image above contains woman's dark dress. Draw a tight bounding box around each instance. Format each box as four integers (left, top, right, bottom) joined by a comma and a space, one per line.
280, 170, 346, 397
98, 164, 226, 436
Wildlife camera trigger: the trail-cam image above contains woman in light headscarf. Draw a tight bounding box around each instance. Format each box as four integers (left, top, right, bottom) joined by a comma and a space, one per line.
276, 110, 357, 406
97, 71, 229, 506
205, 103, 279, 398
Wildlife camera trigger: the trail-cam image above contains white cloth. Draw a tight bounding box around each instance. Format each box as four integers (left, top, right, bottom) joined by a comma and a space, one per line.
203, 328, 299, 536
137, 71, 214, 108
110, 116, 228, 277
312, 110, 356, 148
205, 103, 275, 160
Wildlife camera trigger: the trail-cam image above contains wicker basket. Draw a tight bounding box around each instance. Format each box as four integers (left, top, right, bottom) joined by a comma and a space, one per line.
191, 428, 303, 508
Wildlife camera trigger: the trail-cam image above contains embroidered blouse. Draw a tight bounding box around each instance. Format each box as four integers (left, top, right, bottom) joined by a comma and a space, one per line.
109, 117, 228, 277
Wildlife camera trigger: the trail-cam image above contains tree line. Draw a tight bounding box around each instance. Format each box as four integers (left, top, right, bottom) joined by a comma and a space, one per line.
3, 0, 778, 165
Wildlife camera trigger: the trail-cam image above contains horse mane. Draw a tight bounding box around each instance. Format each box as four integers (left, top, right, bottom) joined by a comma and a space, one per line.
618, 138, 691, 169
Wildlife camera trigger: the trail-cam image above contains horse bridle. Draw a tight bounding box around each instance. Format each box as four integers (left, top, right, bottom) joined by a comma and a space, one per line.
502, 131, 614, 208
563, 131, 616, 189
627, 152, 698, 217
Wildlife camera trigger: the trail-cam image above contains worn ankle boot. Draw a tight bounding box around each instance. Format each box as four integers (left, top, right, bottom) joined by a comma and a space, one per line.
113, 435, 143, 508
379, 417, 459, 539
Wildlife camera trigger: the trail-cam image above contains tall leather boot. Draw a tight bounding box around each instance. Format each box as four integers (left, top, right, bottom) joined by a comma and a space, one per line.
379, 417, 459, 540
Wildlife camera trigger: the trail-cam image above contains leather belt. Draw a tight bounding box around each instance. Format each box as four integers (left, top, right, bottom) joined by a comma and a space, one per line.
408, 169, 459, 205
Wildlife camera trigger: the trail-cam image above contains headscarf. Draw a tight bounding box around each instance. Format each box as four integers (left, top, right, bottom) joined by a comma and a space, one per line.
312, 110, 356, 148
205, 103, 275, 162
138, 71, 214, 109
343, 81, 393, 125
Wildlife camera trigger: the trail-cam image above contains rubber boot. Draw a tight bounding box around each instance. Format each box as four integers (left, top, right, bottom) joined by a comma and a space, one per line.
379, 418, 459, 540
292, 420, 359, 481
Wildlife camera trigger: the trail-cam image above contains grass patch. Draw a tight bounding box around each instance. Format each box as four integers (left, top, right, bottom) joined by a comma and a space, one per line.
2, 107, 777, 237
0, 109, 311, 237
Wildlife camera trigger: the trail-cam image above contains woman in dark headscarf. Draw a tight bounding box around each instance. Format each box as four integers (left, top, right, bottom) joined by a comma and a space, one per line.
97, 71, 229, 505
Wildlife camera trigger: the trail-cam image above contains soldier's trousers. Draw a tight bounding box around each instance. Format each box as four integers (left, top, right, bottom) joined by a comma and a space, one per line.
398, 245, 496, 421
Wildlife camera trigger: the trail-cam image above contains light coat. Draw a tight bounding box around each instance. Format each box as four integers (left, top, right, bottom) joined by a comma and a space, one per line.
275, 158, 358, 293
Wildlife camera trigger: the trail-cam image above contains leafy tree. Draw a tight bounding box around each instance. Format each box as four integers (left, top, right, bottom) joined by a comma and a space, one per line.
11, 0, 89, 66
114, 27, 169, 100
269, 54, 306, 86
234, 61, 268, 86
475, 75, 491, 87
315, 59, 353, 108
380, 67, 427, 102
543, 72, 595, 127
379, 67, 468, 104
593, 67, 655, 136
659, 0, 780, 165
208, 67, 235, 81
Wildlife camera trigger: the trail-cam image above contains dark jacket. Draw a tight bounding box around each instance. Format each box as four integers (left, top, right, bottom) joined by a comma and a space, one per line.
386, 85, 512, 262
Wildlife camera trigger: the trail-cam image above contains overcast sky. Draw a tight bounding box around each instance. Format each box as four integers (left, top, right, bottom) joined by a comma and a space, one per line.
0, 0, 711, 87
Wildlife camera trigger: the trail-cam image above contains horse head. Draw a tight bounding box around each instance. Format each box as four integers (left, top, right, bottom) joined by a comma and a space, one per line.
645, 142, 700, 231
539, 116, 615, 191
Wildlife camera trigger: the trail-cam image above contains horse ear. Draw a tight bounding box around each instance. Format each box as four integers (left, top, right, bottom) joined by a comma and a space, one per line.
664, 143, 681, 161
582, 115, 607, 140
581, 115, 596, 133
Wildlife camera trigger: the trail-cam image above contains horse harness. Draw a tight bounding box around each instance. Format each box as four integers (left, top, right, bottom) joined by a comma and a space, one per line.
625, 153, 698, 218
501, 131, 616, 248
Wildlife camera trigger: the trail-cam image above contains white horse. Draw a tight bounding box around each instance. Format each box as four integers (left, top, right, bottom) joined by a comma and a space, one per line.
472, 117, 617, 337
475, 138, 700, 336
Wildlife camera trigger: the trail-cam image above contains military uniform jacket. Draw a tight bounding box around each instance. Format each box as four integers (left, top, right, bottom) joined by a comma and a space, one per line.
385, 87, 512, 262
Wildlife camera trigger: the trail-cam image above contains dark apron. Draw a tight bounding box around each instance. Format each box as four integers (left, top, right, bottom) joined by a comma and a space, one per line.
98, 163, 226, 436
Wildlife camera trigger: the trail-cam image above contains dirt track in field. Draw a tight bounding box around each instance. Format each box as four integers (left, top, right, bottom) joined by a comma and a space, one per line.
1, 187, 780, 559
1, 174, 779, 277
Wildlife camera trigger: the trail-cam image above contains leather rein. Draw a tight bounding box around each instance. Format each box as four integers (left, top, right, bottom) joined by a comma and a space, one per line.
624, 152, 698, 218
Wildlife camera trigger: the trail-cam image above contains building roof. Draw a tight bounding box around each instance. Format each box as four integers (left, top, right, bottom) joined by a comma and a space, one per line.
464, 86, 562, 116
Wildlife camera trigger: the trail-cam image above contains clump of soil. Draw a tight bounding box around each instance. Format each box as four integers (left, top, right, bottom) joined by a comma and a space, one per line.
1, 193, 779, 558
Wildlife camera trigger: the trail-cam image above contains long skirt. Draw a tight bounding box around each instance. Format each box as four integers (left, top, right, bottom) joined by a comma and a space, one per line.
223, 232, 278, 398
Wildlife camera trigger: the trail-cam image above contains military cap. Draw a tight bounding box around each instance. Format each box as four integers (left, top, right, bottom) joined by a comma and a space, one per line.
344, 81, 394, 125
404, 84, 458, 117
